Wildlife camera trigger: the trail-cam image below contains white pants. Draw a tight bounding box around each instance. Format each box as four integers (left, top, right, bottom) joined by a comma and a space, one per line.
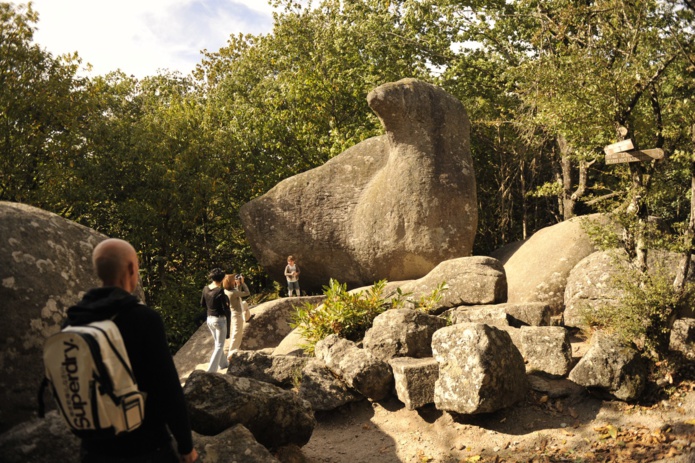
227, 309, 244, 356
206, 316, 228, 372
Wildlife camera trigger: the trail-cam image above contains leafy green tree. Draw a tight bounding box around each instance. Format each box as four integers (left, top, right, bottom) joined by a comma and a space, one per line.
0, 2, 90, 207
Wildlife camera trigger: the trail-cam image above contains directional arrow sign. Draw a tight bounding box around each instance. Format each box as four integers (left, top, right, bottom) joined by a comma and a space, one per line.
605, 148, 664, 165
604, 139, 635, 155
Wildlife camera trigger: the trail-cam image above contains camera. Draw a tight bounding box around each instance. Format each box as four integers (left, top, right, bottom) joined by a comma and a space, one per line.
235, 274, 243, 280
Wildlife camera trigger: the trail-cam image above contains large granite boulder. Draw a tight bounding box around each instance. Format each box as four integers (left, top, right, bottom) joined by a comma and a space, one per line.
0, 411, 80, 463
240, 296, 325, 350
272, 327, 310, 357
568, 331, 647, 401
564, 249, 695, 328
0, 202, 107, 431
563, 250, 625, 328
240, 79, 477, 292
670, 318, 695, 360
315, 334, 393, 401
183, 370, 316, 449
431, 323, 528, 414
362, 309, 447, 360
398, 256, 507, 311
193, 424, 281, 463
502, 214, 604, 314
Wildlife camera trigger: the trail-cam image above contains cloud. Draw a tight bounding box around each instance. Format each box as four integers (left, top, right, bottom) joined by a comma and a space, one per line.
30, 0, 275, 78
143, 1, 273, 71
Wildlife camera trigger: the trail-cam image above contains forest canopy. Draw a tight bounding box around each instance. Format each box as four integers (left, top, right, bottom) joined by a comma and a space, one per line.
2, 0, 695, 350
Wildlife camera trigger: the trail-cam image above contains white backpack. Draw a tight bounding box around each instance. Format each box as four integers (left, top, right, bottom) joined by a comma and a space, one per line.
40, 319, 146, 437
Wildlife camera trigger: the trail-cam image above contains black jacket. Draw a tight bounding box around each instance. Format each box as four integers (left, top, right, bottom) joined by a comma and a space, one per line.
65, 287, 194, 458
200, 285, 229, 317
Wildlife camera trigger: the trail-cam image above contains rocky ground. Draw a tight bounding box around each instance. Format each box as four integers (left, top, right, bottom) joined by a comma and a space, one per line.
297, 337, 695, 463
300, 378, 695, 463
190, 332, 695, 463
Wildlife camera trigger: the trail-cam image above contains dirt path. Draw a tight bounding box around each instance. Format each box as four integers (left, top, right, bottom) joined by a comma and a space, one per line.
300, 379, 695, 463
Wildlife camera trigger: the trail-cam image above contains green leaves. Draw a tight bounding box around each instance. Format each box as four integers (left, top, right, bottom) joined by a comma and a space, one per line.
292, 279, 391, 354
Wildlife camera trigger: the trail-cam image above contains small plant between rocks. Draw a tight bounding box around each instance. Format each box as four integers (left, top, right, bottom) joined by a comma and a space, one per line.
292, 278, 447, 354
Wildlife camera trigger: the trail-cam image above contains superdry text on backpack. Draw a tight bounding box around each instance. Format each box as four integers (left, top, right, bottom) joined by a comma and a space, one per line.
39, 319, 146, 437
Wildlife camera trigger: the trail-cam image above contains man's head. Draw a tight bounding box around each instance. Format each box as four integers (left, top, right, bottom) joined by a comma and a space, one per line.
208, 268, 225, 283
92, 238, 140, 293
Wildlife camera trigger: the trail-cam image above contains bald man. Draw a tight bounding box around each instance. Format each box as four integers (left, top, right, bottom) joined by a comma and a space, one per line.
64, 239, 198, 463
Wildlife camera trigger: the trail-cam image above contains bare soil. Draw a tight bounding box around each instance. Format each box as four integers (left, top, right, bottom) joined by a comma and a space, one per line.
300, 382, 695, 463
299, 341, 695, 463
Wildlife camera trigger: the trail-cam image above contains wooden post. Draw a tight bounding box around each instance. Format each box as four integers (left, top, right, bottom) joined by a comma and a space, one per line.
674, 124, 695, 293
613, 125, 648, 272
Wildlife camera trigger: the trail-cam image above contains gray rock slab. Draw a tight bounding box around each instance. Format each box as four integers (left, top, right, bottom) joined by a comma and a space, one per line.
568, 331, 647, 401
298, 359, 363, 411
315, 334, 393, 401
184, 370, 316, 449
399, 256, 507, 310
527, 374, 585, 399
502, 302, 552, 327
389, 357, 439, 410
520, 326, 572, 377
670, 318, 695, 360
193, 424, 280, 462
363, 308, 447, 360
446, 304, 509, 327
227, 350, 308, 388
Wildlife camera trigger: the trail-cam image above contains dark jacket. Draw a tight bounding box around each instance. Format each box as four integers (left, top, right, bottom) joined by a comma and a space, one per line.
201, 284, 231, 337
200, 285, 229, 318
65, 287, 194, 458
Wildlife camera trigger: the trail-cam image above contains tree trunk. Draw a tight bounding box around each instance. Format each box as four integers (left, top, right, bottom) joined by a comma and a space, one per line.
557, 135, 593, 221
627, 153, 648, 272
558, 135, 575, 220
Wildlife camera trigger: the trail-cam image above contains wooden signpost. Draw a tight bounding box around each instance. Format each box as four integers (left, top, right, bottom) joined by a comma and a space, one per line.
604, 139, 634, 155
604, 137, 664, 165
605, 148, 665, 165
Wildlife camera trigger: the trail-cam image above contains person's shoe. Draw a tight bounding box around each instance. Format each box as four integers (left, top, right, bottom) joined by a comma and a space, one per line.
246, 314, 255, 322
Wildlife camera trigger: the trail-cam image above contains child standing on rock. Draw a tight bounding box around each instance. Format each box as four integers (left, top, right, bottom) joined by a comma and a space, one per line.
284, 255, 301, 297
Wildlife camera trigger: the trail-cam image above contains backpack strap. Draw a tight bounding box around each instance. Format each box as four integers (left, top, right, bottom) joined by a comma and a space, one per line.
37, 377, 49, 418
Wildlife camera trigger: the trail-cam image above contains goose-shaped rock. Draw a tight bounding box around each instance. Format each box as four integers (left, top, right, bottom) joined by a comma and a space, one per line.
240, 78, 477, 291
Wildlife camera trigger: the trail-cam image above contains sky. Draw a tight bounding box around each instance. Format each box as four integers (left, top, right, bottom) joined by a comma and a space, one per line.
29, 0, 278, 79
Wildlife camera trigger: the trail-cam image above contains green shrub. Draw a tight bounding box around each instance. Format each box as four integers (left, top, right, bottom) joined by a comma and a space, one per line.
580, 264, 694, 360
292, 279, 389, 354
292, 278, 447, 354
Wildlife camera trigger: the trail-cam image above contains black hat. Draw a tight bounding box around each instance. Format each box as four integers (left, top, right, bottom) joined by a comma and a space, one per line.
208, 268, 225, 282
